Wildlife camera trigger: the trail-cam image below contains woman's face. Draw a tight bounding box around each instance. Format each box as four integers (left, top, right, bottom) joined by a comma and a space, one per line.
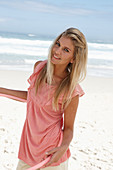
51, 36, 74, 66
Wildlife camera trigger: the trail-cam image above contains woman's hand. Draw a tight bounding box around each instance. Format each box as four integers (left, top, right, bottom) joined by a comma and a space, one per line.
44, 145, 67, 167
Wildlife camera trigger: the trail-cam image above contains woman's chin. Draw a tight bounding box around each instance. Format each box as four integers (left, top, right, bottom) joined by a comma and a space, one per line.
51, 57, 58, 64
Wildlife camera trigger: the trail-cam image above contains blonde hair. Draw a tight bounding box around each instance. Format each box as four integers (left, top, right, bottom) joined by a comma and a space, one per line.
35, 27, 88, 110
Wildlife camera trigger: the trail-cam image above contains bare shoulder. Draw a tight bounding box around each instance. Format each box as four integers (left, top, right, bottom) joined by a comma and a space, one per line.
34, 60, 42, 71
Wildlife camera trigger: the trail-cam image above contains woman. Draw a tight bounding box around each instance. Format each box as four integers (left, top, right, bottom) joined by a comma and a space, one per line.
0, 27, 88, 170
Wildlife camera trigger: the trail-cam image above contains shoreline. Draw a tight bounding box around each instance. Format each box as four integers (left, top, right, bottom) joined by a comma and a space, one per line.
0, 66, 113, 79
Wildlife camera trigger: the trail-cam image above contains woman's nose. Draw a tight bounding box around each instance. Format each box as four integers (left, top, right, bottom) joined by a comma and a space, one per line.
55, 47, 61, 54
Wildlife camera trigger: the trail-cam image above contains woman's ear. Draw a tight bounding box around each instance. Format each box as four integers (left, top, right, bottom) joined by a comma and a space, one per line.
70, 57, 74, 63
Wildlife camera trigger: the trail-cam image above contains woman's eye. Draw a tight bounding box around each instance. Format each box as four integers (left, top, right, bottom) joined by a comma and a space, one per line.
64, 48, 69, 52
56, 42, 60, 46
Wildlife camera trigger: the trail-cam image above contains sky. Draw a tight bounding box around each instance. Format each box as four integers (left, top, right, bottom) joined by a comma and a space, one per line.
0, 0, 113, 42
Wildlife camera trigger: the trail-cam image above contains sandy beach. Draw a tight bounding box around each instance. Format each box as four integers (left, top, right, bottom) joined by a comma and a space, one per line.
0, 70, 113, 170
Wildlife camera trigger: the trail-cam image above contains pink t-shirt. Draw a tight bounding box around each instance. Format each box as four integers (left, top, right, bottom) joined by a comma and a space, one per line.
18, 60, 85, 167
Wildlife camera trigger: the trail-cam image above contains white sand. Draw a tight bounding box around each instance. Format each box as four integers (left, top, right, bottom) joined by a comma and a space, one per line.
0, 70, 113, 170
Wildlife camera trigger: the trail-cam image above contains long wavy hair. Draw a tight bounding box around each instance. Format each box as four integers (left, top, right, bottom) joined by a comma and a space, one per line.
35, 27, 88, 110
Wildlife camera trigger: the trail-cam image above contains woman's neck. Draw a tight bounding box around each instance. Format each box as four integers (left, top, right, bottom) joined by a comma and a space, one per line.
54, 64, 67, 79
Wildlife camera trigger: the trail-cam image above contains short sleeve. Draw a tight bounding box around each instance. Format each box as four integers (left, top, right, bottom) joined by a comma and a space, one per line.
72, 84, 85, 98
58, 84, 84, 105
27, 60, 47, 89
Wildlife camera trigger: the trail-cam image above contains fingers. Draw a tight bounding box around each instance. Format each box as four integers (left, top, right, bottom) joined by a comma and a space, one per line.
45, 147, 59, 156
45, 154, 56, 166
44, 147, 60, 167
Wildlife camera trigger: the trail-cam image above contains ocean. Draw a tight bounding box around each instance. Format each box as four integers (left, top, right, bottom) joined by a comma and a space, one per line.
0, 31, 113, 78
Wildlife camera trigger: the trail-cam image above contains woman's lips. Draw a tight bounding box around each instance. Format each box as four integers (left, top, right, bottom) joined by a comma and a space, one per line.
53, 55, 61, 60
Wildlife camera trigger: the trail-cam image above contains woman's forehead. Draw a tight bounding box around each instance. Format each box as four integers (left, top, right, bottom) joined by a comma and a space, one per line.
58, 36, 74, 49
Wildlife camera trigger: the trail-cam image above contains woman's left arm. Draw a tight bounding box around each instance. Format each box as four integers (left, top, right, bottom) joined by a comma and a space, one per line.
45, 95, 79, 166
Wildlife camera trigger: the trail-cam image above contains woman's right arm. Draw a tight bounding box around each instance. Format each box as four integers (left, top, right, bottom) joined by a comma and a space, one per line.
0, 87, 27, 102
